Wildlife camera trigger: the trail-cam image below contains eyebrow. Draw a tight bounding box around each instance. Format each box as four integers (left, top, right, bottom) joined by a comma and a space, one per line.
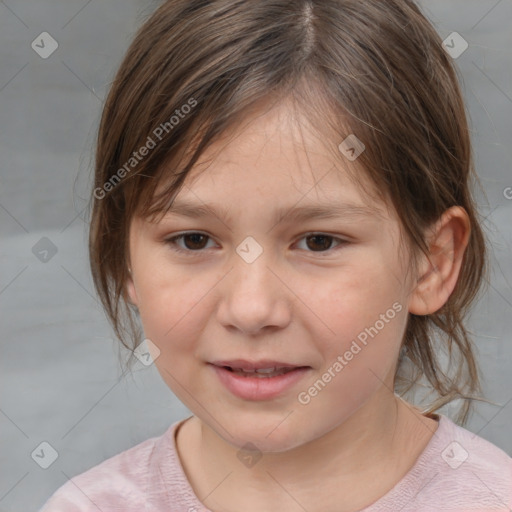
161, 199, 384, 226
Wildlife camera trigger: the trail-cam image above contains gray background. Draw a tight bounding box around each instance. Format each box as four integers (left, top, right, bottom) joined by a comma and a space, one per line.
0, 1, 511, 511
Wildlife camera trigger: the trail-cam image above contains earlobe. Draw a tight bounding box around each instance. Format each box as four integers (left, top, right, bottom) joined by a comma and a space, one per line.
408, 206, 470, 315
125, 268, 139, 306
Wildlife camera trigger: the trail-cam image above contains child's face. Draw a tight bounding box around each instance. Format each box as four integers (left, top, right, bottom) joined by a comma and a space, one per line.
127, 99, 418, 452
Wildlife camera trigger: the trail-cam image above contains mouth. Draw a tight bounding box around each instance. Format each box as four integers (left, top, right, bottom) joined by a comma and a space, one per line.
209, 361, 312, 400
210, 359, 310, 377
219, 366, 303, 378
208, 359, 313, 401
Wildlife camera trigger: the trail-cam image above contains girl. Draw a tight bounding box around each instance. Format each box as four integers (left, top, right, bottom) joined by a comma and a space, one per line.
40, 0, 512, 510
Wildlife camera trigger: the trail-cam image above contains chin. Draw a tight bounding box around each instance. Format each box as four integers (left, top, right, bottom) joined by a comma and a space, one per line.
220, 419, 316, 455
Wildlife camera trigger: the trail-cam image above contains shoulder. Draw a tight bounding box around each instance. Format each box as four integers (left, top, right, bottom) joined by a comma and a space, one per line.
425, 414, 512, 509
37, 423, 179, 512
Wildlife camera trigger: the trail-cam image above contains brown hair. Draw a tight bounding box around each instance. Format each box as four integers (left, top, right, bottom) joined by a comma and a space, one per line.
88, 0, 495, 425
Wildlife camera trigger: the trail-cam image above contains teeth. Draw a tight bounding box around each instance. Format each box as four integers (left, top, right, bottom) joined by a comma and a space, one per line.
229, 366, 295, 377
255, 367, 278, 373
234, 367, 283, 373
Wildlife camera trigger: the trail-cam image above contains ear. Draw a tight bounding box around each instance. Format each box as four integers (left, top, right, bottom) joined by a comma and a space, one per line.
408, 206, 471, 315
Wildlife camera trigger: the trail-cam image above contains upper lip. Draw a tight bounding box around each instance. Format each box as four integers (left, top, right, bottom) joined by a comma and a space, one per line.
210, 359, 308, 371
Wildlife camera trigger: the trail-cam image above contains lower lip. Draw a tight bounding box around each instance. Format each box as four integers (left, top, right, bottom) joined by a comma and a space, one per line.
210, 364, 311, 401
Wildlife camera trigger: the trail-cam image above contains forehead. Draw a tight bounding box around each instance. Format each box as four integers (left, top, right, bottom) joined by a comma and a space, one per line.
153, 99, 390, 221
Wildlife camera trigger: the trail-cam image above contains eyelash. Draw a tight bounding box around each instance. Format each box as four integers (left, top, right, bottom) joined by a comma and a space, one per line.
163, 232, 349, 256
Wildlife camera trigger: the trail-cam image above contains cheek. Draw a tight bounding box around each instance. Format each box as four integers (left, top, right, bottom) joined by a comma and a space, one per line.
316, 258, 401, 321
134, 267, 208, 393
308, 260, 405, 366
134, 263, 219, 349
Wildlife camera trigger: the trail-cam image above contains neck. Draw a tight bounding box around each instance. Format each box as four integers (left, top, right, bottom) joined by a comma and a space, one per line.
177, 391, 437, 512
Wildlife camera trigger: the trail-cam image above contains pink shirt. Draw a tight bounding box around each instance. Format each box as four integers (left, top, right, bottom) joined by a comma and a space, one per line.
39, 413, 512, 511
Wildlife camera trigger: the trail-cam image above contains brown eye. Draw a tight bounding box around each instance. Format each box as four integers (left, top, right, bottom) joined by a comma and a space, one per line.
181, 233, 209, 250
295, 233, 347, 254
164, 232, 214, 253
305, 235, 334, 251
164, 232, 347, 256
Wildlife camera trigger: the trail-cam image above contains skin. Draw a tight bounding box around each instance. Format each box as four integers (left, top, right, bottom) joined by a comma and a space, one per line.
126, 98, 470, 512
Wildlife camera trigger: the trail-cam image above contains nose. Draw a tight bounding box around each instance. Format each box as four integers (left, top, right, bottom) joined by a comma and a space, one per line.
216, 248, 292, 336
